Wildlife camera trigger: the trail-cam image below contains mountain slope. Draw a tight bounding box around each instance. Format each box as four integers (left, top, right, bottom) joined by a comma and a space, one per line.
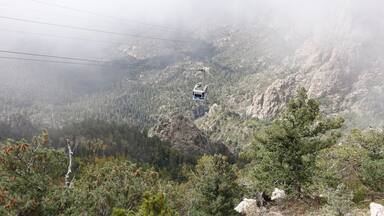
1, 1, 384, 131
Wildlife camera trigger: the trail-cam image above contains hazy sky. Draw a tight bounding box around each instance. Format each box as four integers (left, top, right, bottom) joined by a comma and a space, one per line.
0, 0, 382, 68
0, 0, 381, 53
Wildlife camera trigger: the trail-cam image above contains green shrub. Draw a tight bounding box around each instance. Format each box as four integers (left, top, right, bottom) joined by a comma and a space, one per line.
352, 185, 366, 203
313, 144, 368, 202
112, 208, 133, 216
348, 129, 384, 192
138, 192, 177, 216
318, 184, 354, 216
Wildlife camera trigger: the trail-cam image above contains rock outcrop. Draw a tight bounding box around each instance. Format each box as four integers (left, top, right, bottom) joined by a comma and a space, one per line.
149, 114, 232, 158
247, 76, 296, 119
246, 35, 384, 126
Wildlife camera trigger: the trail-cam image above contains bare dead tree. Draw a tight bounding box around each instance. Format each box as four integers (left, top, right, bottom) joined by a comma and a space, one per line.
65, 138, 74, 188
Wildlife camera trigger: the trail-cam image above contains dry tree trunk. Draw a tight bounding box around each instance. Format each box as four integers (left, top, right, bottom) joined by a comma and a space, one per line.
65, 139, 74, 188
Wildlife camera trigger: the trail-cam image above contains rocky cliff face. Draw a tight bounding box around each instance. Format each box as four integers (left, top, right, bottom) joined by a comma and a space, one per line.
247, 76, 297, 119
148, 114, 232, 158
240, 2, 384, 127
245, 35, 384, 127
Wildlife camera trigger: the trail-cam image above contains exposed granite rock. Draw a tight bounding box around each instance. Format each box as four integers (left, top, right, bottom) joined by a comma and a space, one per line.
246, 34, 384, 125
247, 76, 297, 119
149, 114, 232, 158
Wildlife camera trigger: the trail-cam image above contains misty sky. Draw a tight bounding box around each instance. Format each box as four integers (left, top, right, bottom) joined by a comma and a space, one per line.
0, 0, 382, 58
0, 0, 381, 79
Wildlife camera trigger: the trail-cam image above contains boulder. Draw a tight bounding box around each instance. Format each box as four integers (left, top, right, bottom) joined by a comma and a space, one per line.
234, 197, 284, 216
235, 198, 258, 214
271, 188, 286, 201
370, 202, 384, 216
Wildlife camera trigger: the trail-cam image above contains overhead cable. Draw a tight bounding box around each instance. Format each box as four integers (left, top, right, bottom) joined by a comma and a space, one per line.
0, 49, 104, 63
0, 28, 123, 45
0, 56, 105, 66
28, 0, 186, 33
0, 15, 190, 43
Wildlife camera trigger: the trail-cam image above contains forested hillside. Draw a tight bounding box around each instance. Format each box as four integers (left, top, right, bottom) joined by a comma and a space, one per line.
1, 1, 384, 130
1, 89, 383, 215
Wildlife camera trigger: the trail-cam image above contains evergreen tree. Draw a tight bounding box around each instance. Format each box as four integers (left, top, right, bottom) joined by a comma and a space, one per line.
0, 131, 67, 216
248, 88, 344, 195
190, 155, 241, 216
67, 160, 162, 216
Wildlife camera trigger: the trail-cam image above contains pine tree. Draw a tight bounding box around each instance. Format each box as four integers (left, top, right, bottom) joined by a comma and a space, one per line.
0, 131, 67, 215
190, 155, 241, 216
248, 88, 344, 195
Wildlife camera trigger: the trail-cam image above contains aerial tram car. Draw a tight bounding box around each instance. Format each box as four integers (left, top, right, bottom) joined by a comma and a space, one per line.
192, 67, 209, 101
192, 82, 208, 101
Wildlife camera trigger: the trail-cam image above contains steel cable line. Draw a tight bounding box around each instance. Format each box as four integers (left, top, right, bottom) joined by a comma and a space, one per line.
0, 2, 194, 41
0, 16, 191, 43
0, 15, 188, 43
0, 28, 123, 45
0, 56, 105, 66
0, 49, 104, 63
27, 0, 187, 33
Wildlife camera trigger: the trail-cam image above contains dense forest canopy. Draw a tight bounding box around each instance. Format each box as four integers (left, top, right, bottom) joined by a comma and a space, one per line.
0, 89, 383, 215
